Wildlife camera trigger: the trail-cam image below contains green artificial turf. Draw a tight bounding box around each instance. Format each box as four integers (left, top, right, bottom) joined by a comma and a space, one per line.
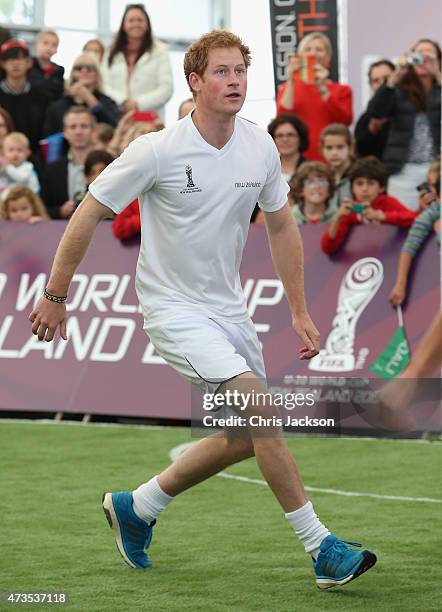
0, 421, 441, 612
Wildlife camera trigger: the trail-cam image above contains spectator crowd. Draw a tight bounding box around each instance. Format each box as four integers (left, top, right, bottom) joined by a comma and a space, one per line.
0, 4, 171, 226
0, 11, 440, 304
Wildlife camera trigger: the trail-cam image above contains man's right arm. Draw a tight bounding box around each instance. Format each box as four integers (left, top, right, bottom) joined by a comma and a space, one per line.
29, 193, 111, 342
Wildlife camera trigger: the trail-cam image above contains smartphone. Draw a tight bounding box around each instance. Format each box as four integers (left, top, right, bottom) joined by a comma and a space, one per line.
292, 54, 315, 82
351, 203, 367, 213
132, 111, 158, 123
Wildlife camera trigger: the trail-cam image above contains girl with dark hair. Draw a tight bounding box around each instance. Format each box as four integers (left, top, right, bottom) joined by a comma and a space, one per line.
290, 161, 336, 224
102, 4, 173, 119
367, 38, 441, 210
267, 113, 309, 182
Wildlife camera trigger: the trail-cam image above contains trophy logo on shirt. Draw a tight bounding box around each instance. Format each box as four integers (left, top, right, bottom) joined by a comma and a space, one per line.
308, 258, 384, 372
185, 165, 195, 188
180, 165, 202, 194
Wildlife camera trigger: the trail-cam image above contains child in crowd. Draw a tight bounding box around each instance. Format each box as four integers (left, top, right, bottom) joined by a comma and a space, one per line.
93, 123, 115, 151
389, 175, 440, 306
85, 149, 114, 185
28, 30, 64, 100
0, 185, 49, 223
73, 149, 114, 207
290, 162, 336, 224
0, 39, 51, 152
83, 39, 105, 63
0, 132, 40, 193
427, 159, 440, 189
320, 123, 353, 208
321, 156, 417, 254
416, 159, 440, 212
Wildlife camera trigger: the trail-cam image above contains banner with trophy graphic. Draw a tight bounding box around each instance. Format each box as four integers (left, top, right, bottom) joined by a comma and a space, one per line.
0, 221, 438, 422
308, 257, 384, 373
268, 0, 339, 93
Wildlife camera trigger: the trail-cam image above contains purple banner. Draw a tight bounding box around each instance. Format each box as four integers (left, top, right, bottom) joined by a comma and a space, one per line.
0, 221, 439, 426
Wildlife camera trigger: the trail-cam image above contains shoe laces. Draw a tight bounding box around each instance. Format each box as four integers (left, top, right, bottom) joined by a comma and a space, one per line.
329, 538, 362, 559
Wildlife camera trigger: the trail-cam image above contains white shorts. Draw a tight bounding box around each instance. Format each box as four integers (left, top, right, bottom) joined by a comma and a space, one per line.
144, 315, 266, 394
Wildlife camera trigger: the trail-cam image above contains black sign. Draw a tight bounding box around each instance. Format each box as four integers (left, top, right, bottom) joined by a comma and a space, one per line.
269, 0, 339, 94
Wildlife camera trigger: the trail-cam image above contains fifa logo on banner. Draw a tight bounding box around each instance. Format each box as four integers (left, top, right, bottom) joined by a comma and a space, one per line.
309, 258, 384, 372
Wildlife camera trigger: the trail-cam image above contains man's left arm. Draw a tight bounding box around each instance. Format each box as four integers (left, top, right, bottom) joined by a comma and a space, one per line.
262, 202, 320, 360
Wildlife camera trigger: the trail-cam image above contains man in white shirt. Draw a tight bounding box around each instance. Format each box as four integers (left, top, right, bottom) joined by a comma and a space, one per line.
29, 30, 376, 589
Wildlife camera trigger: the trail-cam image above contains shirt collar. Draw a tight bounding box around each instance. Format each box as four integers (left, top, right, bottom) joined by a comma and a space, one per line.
0, 79, 31, 94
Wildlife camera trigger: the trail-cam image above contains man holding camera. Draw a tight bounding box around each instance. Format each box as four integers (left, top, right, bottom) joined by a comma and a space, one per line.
355, 59, 395, 159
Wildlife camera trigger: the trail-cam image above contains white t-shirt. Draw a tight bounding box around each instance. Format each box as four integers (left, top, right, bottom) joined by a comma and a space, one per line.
89, 113, 289, 325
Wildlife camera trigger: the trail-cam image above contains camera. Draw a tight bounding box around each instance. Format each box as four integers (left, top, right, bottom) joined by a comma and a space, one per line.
351, 203, 367, 214
416, 181, 432, 195
407, 52, 424, 65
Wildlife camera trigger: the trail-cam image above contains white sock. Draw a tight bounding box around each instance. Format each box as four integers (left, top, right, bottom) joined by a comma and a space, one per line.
132, 476, 174, 524
285, 501, 330, 560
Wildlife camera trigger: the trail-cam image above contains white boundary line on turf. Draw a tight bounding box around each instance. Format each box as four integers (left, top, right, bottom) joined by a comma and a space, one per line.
218, 473, 442, 504
169, 442, 442, 504
1, 421, 440, 503
0, 418, 167, 431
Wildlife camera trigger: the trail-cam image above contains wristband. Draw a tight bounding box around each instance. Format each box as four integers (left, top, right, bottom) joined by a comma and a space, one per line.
43, 288, 67, 303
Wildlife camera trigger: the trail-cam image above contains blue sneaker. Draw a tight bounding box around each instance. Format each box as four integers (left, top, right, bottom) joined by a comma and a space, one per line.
314, 534, 377, 589
102, 491, 155, 569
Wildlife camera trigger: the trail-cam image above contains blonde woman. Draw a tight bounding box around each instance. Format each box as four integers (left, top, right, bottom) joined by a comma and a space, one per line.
43, 52, 120, 136
277, 32, 353, 161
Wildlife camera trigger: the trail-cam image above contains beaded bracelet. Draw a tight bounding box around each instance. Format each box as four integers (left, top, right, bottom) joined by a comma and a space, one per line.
43, 288, 67, 303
